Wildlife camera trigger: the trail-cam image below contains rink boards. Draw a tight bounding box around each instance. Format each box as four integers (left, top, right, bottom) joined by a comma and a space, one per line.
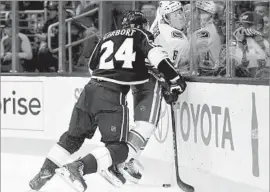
1, 76, 269, 192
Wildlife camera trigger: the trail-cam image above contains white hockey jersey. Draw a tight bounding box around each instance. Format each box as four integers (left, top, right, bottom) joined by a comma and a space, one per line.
192, 22, 222, 69
150, 15, 190, 73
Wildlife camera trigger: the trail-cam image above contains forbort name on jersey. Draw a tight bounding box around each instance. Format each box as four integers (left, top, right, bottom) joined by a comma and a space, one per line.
103, 29, 136, 40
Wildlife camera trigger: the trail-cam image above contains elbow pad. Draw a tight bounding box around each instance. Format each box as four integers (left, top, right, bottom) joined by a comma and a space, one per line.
157, 58, 178, 81
147, 46, 178, 81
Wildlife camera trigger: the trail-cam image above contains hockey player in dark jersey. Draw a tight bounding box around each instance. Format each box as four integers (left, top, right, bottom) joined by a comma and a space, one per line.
29, 10, 186, 192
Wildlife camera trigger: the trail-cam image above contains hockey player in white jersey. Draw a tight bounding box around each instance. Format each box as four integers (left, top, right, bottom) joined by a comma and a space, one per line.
117, 1, 189, 184
192, 1, 223, 75
150, 1, 190, 74
102, 1, 189, 187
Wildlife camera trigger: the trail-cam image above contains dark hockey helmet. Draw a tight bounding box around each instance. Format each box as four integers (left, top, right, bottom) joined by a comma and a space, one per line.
121, 10, 149, 29
238, 11, 264, 26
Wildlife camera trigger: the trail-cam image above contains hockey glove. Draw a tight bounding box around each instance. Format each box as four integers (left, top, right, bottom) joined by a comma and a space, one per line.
147, 67, 187, 104
161, 75, 186, 104
162, 87, 181, 104
169, 74, 187, 94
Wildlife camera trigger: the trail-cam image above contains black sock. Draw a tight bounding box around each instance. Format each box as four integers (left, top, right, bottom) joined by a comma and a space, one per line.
41, 158, 59, 174
80, 153, 98, 175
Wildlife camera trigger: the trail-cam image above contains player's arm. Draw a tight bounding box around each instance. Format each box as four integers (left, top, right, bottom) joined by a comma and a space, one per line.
137, 29, 186, 92
138, 30, 179, 80
88, 39, 102, 74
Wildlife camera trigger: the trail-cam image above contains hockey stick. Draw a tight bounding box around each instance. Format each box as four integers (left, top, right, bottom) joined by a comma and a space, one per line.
170, 102, 195, 192
148, 68, 194, 192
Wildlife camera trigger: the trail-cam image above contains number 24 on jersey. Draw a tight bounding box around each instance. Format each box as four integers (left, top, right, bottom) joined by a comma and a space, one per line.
99, 38, 136, 69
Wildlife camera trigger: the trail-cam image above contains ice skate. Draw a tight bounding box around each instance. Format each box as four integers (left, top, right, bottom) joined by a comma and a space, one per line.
120, 158, 143, 184
29, 168, 54, 191
100, 165, 126, 188
55, 161, 87, 192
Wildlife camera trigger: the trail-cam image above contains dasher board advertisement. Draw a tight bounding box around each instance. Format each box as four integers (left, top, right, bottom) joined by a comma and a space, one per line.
1, 81, 44, 131
174, 82, 269, 191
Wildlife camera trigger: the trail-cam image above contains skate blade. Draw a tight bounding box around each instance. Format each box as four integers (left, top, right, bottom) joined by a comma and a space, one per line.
121, 171, 140, 184
55, 168, 85, 192
100, 170, 124, 188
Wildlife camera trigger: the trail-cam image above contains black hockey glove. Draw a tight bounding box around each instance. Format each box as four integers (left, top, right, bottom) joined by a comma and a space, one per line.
148, 67, 187, 104
162, 86, 181, 104
160, 75, 186, 105
169, 74, 187, 95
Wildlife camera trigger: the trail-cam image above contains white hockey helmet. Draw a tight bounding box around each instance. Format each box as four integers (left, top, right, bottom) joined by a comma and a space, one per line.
159, 1, 183, 17
195, 1, 216, 15
158, 1, 186, 30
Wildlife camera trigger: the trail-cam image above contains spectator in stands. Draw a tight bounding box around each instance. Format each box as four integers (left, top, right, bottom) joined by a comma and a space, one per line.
0, 2, 6, 11
74, 1, 100, 69
35, 2, 59, 72
254, 1, 269, 17
263, 16, 269, 40
0, 19, 33, 72
0, 2, 10, 11
75, 0, 94, 16
140, 3, 157, 26
213, 1, 226, 44
253, 1, 269, 40
234, 1, 253, 18
230, 11, 269, 78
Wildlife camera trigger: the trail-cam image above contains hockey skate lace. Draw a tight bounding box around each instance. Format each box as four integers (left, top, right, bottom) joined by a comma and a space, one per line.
73, 158, 85, 178
78, 164, 84, 177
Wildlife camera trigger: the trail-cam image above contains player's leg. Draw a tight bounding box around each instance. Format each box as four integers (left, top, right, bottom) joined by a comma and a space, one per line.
29, 86, 97, 191
101, 77, 162, 186
55, 85, 130, 191
121, 76, 162, 183
95, 96, 130, 187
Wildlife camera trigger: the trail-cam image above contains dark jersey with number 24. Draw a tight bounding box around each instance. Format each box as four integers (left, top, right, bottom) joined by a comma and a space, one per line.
89, 28, 159, 85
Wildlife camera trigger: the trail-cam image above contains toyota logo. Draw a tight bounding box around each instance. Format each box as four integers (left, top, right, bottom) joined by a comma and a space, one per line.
154, 101, 170, 143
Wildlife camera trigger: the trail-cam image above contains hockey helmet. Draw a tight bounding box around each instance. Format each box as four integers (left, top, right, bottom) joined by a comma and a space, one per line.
238, 11, 264, 26
158, 1, 186, 30
195, 1, 216, 15
121, 10, 149, 30
159, 1, 183, 18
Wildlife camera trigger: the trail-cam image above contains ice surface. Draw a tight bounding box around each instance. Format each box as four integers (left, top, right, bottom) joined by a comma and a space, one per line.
1, 153, 180, 192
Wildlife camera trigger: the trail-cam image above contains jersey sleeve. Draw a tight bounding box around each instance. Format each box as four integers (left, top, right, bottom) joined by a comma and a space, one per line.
88, 39, 102, 71
135, 29, 179, 81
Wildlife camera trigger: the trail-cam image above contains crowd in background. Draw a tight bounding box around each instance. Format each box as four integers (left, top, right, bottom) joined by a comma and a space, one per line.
0, 1, 269, 79
0, 1, 99, 73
